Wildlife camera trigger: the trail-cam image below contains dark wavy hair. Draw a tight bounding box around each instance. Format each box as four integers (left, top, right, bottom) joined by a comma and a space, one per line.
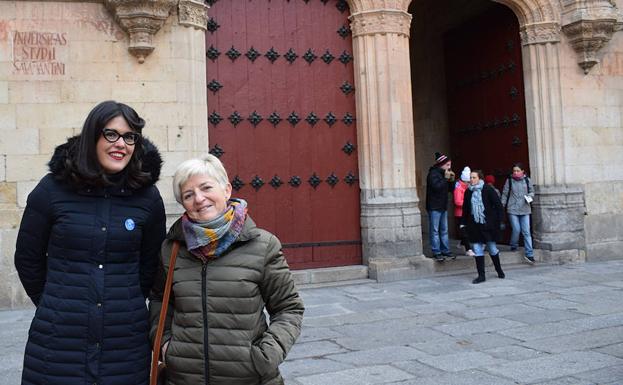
68, 101, 151, 189
472, 169, 485, 180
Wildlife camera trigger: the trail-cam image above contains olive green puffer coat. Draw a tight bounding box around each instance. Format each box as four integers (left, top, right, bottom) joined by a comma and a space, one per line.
149, 216, 304, 385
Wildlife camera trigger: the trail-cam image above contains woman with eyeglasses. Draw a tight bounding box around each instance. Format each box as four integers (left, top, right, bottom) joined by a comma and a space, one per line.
14, 100, 166, 385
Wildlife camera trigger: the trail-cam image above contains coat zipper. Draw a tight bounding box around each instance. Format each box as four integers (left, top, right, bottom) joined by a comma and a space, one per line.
201, 262, 210, 385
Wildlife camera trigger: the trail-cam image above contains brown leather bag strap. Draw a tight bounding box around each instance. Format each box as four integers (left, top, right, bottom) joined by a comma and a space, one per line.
150, 241, 179, 385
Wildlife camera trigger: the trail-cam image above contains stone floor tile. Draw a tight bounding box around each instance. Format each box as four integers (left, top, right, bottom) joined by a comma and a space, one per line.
385, 369, 517, 385
486, 351, 623, 383
432, 317, 526, 337
280, 357, 354, 378
286, 340, 348, 360
295, 365, 413, 385
328, 346, 425, 365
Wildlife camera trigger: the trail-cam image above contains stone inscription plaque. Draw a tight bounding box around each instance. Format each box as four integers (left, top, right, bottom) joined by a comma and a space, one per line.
12, 31, 67, 76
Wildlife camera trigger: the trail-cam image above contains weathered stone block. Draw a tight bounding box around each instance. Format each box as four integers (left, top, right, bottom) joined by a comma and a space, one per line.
0, 182, 17, 207
5, 154, 49, 182
0, 82, 8, 104
60, 81, 113, 103
0, 156, 5, 182
586, 241, 623, 261
0, 105, 17, 130
309, 266, 368, 284
16, 103, 90, 130
9, 81, 62, 104
585, 213, 618, 243
17, 181, 37, 208
0, 129, 39, 155
39, 127, 75, 154
0, 209, 23, 229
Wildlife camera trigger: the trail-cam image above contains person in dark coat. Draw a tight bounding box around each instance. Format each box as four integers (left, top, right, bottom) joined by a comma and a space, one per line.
14, 101, 166, 385
425, 152, 455, 261
461, 169, 505, 284
149, 154, 304, 385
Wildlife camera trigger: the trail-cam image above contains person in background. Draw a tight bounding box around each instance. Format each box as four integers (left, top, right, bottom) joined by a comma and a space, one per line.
485, 174, 501, 197
462, 169, 506, 284
15, 101, 166, 385
150, 154, 304, 385
425, 152, 455, 261
454, 166, 475, 257
501, 162, 536, 264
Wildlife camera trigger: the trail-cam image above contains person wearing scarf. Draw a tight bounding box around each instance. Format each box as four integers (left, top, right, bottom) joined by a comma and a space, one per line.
149, 154, 304, 385
501, 162, 535, 264
461, 169, 506, 284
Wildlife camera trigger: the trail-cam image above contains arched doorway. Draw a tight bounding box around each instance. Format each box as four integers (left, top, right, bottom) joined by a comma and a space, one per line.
409, 0, 531, 250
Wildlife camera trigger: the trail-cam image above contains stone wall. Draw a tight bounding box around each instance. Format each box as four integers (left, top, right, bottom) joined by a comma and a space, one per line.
559, 28, 623, 260
0, 0, 207, 308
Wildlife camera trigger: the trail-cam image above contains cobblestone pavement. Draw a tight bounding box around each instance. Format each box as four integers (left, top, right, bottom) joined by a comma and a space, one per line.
2, 261, 623, 385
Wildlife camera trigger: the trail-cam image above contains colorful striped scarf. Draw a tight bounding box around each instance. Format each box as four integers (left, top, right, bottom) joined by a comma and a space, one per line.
181, 198, 248, 261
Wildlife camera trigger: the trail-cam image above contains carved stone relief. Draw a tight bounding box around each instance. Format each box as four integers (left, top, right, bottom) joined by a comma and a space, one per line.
104, 0, 177, 63
520, 21, 561, 45
178, 0, 208, 30
349, 9, 412, 38
562, 0, 623, 73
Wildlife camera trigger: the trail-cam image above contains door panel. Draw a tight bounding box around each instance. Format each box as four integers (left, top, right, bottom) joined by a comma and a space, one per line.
206, 0, 361, 269
444, 4, 530, 185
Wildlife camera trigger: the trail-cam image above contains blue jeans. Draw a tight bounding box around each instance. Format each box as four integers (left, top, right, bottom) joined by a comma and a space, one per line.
509, 214, 533, 257
472, 241, 499, 257
428, 210, 449, 254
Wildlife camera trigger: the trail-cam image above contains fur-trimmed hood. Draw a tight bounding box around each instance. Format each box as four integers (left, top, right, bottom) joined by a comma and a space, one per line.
48, 135, 163, 190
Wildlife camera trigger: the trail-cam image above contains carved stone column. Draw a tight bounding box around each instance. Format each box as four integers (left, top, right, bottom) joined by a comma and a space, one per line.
176, 0, 209, 156
348, 2, 431, 281
104, 0, 177, 63
520, 22, 586, 262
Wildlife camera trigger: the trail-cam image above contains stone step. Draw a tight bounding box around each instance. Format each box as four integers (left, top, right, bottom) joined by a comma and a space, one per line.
291, 265, 369, 286
291, 249, 541, 286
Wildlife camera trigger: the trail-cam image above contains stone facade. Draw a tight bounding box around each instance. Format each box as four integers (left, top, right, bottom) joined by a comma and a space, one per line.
1, 0, 622, 305
0, 0, 207, 307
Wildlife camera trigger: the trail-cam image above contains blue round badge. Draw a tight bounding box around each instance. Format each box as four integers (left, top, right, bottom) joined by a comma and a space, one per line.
124, 218, 135, 231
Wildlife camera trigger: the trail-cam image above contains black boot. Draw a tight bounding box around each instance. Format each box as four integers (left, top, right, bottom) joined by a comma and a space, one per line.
472, 256, 486, 284
490, 253, 505, 279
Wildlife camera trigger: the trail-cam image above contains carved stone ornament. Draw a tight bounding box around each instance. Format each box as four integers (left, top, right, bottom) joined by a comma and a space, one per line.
520, 21, 561, 46
562, 1, 623, 73
104, 0, 177, 63
349, 9, 412, 38
178, 0, 208, 30
562, 18, 618, 73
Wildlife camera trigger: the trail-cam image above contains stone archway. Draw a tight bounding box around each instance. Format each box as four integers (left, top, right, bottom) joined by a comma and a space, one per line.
343, 0, 590, 277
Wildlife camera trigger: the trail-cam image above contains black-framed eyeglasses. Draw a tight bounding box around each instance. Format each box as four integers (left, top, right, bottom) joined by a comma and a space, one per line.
101, 128, 141, 145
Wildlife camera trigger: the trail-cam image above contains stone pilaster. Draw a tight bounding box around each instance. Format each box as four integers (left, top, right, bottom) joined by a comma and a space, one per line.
349, 3, 431, 281
520, 22, 565, 187
520, 23, 587, 262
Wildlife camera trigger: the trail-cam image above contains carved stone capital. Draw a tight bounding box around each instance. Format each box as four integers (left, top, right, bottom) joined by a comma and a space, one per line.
104, 0, 177, 63
520, 21, 561, 46
562, 0, 622, 73
178, 0, 208, 30
562, 17, 618, 73
349, 9, 412, 38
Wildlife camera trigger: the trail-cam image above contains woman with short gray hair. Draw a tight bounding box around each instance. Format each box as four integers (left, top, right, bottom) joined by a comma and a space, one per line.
149, 154, 304, 385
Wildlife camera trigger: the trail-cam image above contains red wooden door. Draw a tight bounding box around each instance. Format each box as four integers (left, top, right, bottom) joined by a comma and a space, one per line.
206, 0, 361, 269
444, 4, 530, 189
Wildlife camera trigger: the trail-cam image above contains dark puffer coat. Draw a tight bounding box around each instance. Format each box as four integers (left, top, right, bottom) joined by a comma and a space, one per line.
149, 216, 304, 385
461, 184, 504, 243
14, 136, 166, 385
426, 166, 455, 211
